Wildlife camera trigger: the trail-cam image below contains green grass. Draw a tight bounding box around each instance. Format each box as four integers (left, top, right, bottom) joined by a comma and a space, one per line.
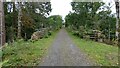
68, 31, 119, 66
1, 31, 58, 66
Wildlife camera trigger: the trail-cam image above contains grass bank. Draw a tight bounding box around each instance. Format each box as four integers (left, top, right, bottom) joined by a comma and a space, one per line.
1, 31, 58, 66
67, 30, 118, 66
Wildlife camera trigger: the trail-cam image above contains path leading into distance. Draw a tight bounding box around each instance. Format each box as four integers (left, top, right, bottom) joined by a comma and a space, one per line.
39, 29, 93, 66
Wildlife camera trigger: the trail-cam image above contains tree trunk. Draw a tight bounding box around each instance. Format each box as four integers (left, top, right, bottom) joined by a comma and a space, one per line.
17, 2, 22, 39
114, 0, 119, 45
11, 2, 16, 42
0, 1, 5, 46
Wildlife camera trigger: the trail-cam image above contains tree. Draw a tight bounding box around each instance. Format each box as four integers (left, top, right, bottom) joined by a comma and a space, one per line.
66, 2, 117, 44
48, 15, 63, 30
0, 1, 5, 46
17, 2, 22, 39
3, 2, 52, 42
114, 0, 119, 45
3, 2, 18, 43
21, 2, 52, 39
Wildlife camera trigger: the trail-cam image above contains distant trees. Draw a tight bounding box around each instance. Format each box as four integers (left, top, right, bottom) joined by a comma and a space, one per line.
48, 15, 63, 30
65, 2, 117, 45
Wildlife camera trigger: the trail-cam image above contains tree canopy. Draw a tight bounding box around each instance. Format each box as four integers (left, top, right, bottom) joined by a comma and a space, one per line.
65, 2, 117, 45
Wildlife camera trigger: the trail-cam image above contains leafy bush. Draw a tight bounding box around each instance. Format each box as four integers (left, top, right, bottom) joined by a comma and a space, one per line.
83, 35, 90, 40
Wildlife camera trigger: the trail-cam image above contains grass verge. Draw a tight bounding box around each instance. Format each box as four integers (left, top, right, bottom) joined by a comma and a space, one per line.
1, 31, 58, 66
67, 30, 118, 66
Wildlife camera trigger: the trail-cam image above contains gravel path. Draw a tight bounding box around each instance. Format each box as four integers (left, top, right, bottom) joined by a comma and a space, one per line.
39, 29, 93, 66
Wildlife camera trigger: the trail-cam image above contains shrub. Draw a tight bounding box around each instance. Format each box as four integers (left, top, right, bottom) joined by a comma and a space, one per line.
48, 31, 52, 36
83, 35, 90, 40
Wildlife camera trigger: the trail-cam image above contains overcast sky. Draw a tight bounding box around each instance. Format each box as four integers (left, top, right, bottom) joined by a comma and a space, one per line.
50, 0, 72, 19
49, 0, 116, 20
